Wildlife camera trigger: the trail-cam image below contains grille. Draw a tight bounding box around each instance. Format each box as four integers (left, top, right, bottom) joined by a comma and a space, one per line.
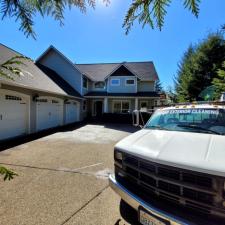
117, 153, 225, 217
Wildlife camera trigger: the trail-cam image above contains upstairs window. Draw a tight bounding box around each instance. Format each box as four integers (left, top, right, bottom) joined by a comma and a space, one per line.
111, 79, 120, 86
83, 76, 88, 89
94, 82, 105, 89
125, 79, 135, 86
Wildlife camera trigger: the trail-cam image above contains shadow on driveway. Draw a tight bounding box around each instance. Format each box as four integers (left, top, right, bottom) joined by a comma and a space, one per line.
0, 122, 140, 152
0, 121, 86, 152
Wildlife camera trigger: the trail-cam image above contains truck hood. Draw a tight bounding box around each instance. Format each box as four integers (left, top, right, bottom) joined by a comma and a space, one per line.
115, 129, 225, 177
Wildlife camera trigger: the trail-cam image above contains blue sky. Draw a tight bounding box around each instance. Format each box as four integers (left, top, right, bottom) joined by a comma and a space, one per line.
1, 0, 225, 88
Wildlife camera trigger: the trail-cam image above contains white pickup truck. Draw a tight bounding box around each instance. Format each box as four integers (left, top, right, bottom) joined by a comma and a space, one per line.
109, 103, 225, 225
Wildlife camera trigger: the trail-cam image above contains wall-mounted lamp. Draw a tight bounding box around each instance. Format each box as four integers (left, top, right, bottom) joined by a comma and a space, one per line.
33, 94, 39, 102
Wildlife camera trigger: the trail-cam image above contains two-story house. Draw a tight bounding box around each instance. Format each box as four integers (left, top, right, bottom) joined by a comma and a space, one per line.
76, 62, 159, 118
0, 44, 160, 141
37, 45, 160, 120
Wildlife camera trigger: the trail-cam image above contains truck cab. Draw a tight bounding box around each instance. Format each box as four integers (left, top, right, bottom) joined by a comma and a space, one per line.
109, 103, 225, 225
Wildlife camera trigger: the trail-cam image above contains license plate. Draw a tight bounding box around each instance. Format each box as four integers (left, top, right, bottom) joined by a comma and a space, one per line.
139, 208, 170, 225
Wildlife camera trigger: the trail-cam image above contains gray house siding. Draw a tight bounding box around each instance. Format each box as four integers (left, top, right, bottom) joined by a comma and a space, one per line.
108, 76, 137, 93
138, 81, 155, 92
82, 76, 90, 95
38, 49, 82, 95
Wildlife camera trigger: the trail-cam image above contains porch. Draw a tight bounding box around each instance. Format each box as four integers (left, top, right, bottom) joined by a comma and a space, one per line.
86, 95, 160, 123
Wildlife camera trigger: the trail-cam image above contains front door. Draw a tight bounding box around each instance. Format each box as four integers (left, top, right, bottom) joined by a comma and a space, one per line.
95, 101, 103, 117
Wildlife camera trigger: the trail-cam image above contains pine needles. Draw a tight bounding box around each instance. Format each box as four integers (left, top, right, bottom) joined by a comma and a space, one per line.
0, 166, 18, 181
123, 0, 201, 34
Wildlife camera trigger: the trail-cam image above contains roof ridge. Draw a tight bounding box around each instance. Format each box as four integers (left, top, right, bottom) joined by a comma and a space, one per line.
76, 61, 153, 65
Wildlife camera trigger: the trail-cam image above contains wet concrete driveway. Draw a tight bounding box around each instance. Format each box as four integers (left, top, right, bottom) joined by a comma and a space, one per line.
0, 124, 139, 225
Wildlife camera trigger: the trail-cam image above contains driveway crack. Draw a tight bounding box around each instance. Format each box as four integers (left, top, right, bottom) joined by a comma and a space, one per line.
0, 162, 103, 177
60, 185, 109, 225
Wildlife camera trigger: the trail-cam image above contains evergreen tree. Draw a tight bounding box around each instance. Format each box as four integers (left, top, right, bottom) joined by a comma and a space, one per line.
175, 45, 196, 102
175, 33, 225, 102
155, 79, 163, 93
212, 62, 225, 99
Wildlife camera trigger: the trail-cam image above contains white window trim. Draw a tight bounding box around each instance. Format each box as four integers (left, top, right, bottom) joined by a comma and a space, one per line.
125, 78, 135, 86
110, 79, 120, 86
112, 100, 131, 114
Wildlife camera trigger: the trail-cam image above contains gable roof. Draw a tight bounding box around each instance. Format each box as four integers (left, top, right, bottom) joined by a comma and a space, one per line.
76, 61, 159, 82
36, 64, 82, 98
36, 45, 83, 75
0, 44, 81, 98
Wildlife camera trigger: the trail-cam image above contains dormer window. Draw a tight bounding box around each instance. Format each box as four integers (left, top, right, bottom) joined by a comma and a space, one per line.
111, 79, 120, 86
125, 79, 135, 86
94, 81, 105, 89
83, 76, 88, 89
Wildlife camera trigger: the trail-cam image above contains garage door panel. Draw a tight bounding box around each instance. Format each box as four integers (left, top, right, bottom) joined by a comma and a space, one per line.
0, 91, 28, 141
65, 102, 79, 124
36, 98, 63, 131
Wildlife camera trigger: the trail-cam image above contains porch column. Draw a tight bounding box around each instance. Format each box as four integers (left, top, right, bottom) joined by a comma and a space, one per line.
104, 97, 108, 113
135, 98, 138, 110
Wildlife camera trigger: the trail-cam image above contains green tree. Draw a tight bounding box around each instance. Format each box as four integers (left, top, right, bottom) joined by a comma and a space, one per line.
175, 33, 225, 102
212, 62, 225, 99
175, 45, 196, 102
155, 79, 163, 93
0, 0, 202, 38
123, 0, 201, 34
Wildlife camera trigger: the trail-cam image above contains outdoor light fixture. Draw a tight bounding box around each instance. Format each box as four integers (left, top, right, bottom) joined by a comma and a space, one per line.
32, 94, 39, 102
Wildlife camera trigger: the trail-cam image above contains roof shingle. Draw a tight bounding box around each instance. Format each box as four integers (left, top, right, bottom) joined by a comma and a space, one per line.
0, 44, 80, 98
76, 62, 158, 81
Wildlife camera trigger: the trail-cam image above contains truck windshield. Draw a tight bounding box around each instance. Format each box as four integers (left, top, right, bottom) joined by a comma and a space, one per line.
145, 108, 225, 135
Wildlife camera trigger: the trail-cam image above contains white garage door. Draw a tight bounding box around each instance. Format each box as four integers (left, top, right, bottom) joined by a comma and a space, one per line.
36, 97, 63, 131
0, 90, 29, 141
65, 101, 79, 124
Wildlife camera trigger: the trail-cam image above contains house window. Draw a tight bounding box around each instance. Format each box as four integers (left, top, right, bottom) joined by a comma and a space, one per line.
83, 100, 87, 111
126, 79, 135, 86
52, 100, 59, 104
94, 81, 105, 89
111, 79, 120, 86
83, 77, 88, 89
5, 95, 22, 101
140, 101, 148, 108
113, 101, 130, 114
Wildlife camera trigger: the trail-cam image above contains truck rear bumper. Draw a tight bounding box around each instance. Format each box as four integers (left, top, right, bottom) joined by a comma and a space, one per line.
109, 174, 193, 225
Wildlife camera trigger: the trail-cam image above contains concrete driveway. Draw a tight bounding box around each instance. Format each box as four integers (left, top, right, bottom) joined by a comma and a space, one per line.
0, 124, 140, 225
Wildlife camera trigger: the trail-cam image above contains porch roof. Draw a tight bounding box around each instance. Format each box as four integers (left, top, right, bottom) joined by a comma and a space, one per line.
84, 91, 159, 98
